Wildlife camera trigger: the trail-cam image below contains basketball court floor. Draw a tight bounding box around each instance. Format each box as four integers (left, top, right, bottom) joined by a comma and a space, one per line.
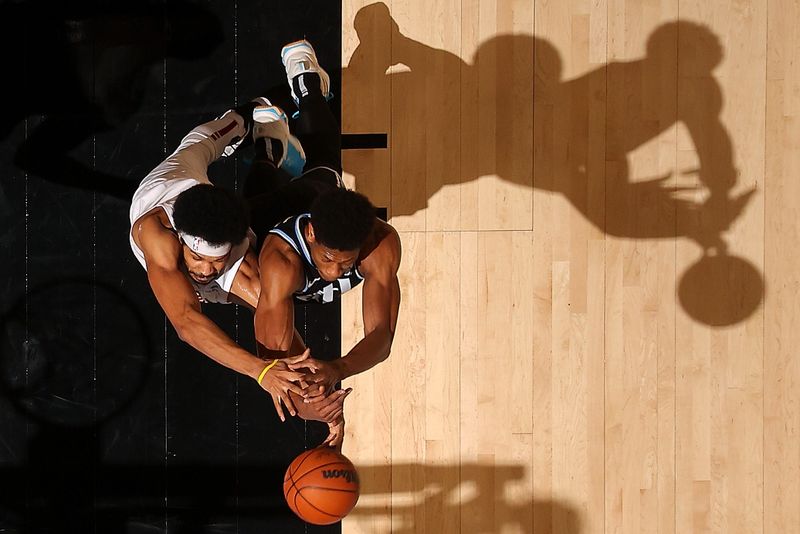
2, 1, 800, 533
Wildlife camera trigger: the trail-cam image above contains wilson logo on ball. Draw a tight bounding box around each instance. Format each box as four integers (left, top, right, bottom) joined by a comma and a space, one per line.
321, 469, 359, 483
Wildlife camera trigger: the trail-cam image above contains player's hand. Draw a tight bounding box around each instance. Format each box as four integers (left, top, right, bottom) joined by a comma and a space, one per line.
295, 358, 342, 399
323, 415, 346, 450
285, 348, 320, 373
296, 387, 352, 424
257, 354, 311, 422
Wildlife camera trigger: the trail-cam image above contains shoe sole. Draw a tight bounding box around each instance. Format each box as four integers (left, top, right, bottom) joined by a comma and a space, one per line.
281, 40, 317, 63
253, 106, 286, 124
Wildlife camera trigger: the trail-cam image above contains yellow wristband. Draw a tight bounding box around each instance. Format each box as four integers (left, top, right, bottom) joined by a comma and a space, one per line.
257, 359, 280, 385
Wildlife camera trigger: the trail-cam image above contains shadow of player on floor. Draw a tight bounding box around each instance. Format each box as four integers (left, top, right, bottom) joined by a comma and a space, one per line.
344, 3, 763, 327
349, 462, 582, 534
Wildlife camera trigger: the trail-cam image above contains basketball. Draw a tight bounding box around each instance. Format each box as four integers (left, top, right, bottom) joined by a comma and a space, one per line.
283, 447, 360, 525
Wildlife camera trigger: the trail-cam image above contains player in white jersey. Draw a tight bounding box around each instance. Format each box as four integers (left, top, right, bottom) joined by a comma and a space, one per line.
129, 100, 348, 438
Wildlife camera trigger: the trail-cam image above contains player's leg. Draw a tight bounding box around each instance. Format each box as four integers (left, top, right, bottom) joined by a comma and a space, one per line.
243, 101, 314, 242
242, 102, 293, 198
281, 40, 341, 181
138, 107, 252, 190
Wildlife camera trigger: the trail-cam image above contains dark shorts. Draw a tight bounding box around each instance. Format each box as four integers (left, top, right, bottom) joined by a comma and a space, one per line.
246, 166, 341, 249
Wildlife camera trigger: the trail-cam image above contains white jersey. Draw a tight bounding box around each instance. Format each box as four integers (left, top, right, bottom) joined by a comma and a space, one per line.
129, 110, 255, 304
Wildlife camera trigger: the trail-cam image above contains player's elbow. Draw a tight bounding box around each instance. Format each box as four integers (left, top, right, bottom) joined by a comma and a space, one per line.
379, 327, 395, 362
170, 314, 197, 345
173, 323, 194, 345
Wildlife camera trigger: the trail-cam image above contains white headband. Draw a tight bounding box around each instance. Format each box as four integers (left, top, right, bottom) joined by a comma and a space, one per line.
178, 232, 232, 257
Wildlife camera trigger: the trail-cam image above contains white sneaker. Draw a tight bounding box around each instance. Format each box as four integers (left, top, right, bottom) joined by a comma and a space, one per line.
252, 103, 290, 167
280, 39, 331, 105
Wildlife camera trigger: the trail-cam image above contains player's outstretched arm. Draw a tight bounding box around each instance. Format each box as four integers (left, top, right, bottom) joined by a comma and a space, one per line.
140, 219, 308, 418
339, 225, 402, 380
300, 224, 401, 400
255, 239, 305, 359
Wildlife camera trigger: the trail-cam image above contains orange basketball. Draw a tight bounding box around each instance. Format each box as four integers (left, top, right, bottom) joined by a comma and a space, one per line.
283, 447, 360, 525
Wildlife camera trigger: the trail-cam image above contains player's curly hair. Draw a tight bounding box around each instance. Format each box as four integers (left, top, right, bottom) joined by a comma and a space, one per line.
310, 188, 376, 251
173, 184, 249, 245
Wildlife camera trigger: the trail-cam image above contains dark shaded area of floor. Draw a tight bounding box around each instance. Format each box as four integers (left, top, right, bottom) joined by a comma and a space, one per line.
0, 1, 342, 532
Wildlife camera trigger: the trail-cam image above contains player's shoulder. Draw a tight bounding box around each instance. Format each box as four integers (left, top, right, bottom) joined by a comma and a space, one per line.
258, 234, 304, 290
133, 206, 172, 235
372, 219, 401, 256
360, 219, 401, 275
134, 208, 181, 270
259, 232, 303, 266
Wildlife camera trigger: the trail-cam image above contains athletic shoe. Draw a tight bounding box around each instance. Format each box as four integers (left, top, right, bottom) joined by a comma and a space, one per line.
280, 39, 331, 105
252, 102, 290, 167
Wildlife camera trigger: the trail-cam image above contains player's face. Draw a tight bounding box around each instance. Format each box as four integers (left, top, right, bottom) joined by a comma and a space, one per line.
182, 246, 229, 284
309, 243, 359, 282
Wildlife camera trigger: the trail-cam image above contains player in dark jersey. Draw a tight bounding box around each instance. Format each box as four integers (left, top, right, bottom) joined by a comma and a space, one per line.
245, 40, 401, 447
